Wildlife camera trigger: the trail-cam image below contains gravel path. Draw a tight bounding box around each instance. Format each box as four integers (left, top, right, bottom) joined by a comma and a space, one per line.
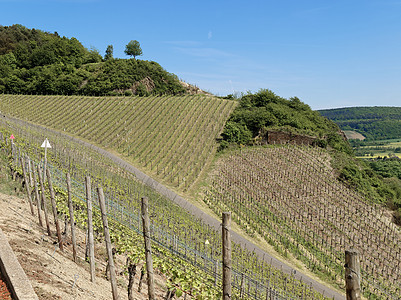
4, 116, 344, 300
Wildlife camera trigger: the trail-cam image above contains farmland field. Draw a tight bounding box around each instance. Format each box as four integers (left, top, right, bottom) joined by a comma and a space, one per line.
1, 94, 400, 299
0, 114, 335, 299
203, 145, 401, 298
343, 130, 365, 140
353, 138, 401, 158
0, 94, 237, 192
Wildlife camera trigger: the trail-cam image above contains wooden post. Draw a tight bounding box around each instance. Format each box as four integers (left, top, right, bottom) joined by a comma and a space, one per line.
98, 187, 119, 300
37, 165, 52, 237
66, 173, 77, 262
31, 163, 43, 227
240, 273, 245, 298
214, 261, 218, 286
46, 168, 63, 251
127, 257, 137, 300
345, 249, 361, 300
20, 156, 35, 215
141, 196, 156, 300
222, 212, 232, 300
27, 158, 33, 188
85, 176, 96, 282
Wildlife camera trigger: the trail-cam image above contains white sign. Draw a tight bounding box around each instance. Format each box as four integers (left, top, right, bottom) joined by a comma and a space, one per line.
41, 138, 52, 148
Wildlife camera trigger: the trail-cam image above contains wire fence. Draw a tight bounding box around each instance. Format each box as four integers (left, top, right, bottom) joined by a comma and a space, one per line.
7, 141, 294, 300
2, 108, 399, 299
47, 160, 292, 299
1, 109, 344, 299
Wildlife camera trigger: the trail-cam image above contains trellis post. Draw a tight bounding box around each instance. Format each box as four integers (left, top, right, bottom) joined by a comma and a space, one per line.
345, 249, 361, 300
98, 187, 119, 300
141, 196, 155, 300
222, 212, 232, 300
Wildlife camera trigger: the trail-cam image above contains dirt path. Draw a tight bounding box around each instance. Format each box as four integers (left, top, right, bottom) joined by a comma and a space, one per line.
4, 116, 344, 299
0, 193, 167, 300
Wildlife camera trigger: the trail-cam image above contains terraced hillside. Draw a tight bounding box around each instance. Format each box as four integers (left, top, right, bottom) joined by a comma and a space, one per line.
0, 109, 334, 299
203, 145, 401, 299
0, 94, 237, 191
2, 93, 399, 298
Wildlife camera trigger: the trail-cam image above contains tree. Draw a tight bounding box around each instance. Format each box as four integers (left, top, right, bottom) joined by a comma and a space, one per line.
124, 40, 142, 59
105, 45, 113, 61
85, 47, 102, 63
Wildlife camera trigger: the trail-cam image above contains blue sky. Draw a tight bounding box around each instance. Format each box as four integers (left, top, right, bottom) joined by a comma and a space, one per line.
1, 0, 401, 109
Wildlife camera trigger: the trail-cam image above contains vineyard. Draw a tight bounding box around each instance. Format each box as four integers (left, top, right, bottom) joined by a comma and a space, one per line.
203, 145, 401, 299
0, 94, 237, 192
0, 115, 332, 299
2, 93, 399, 299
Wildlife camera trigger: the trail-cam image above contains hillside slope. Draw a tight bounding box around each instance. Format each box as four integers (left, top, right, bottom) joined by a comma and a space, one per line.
0, 192, 168, 300
319, 106, 401, 141
220, 89, 351, 154
203, 145, 401, 299
0, 94, 237, 193
1, 110, 336, 299
0, 24, 190, 96
2, 92, 400, 298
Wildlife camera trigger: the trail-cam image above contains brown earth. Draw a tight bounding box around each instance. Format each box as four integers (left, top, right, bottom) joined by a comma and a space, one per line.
343, 130, 365, 140
0, 192, 168, 300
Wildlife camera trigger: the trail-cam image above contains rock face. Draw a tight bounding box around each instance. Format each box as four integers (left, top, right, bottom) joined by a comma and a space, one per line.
180, 81, 211, 95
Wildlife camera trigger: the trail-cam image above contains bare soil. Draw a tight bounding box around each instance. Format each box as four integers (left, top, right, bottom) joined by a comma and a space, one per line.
343, 130, 366, 140
0, 192, 167, 300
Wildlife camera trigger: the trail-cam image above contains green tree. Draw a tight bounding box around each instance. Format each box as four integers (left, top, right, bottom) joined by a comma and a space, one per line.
85, 47, 102, 63
124, 40, 142, 59
104, 44, 113, 61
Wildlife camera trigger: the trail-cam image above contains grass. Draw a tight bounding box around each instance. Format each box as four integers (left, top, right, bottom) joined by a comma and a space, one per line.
353, 138, 401, 159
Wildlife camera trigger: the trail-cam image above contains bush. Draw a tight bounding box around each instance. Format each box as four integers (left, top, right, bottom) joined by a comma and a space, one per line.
221, 122, 252, 145
135, 84, 149, 96
0, 25, 186, 96
220, 89, 351, 154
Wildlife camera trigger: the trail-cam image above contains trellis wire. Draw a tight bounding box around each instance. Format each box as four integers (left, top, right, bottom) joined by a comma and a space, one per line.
9, 143, 292, 300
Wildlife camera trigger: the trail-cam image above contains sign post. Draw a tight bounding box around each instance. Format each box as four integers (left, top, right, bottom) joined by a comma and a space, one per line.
41, 138, 52, 180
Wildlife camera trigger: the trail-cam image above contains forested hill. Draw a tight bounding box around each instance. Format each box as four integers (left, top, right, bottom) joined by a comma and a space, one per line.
319, 106, 401, 140
0, 24, 186, 96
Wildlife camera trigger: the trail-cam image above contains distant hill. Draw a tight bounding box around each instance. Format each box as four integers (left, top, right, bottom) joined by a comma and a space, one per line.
319, 106, 401, 140
0, 24, 196, 96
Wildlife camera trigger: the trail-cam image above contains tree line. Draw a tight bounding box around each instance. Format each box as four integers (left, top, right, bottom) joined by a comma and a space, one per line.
319, 106, 401, 141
